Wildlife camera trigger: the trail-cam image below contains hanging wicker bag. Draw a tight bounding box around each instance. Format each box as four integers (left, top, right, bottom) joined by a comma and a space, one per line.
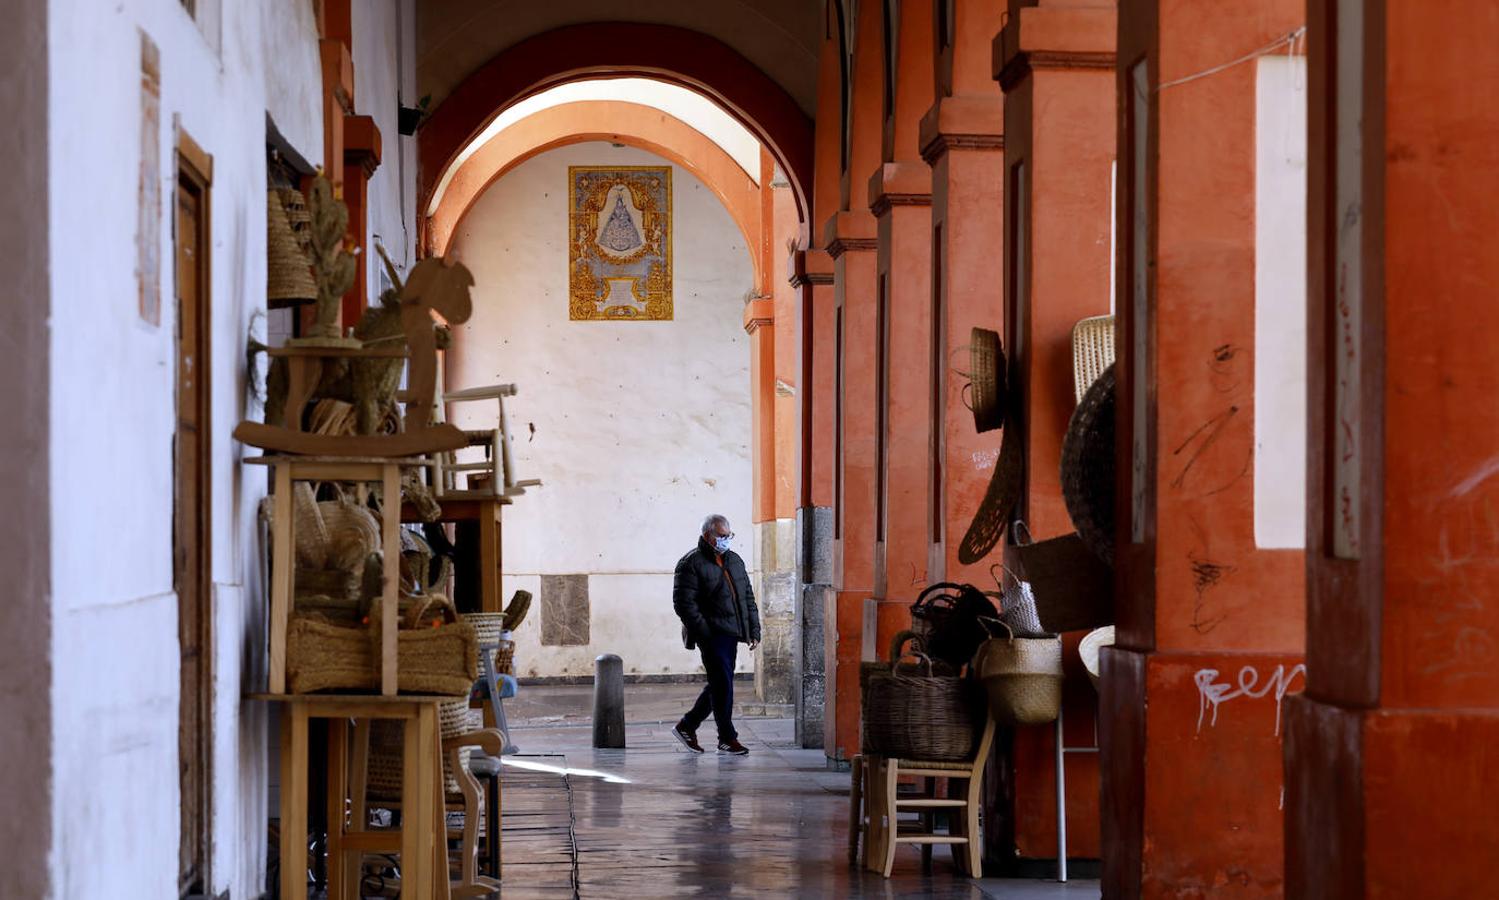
267, 188, 317, 307
992, 563, 1044, 637
861, 631, 981, 762
972, 618, 1063, 726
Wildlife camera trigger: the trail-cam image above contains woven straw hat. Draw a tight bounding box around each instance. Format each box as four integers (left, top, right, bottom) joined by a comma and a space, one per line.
267, 189, 317, 306
969, 327, 1006, 433
1060, 362, 1116, 564
1071, 315, 1115, 403
957, 430, 1023, 565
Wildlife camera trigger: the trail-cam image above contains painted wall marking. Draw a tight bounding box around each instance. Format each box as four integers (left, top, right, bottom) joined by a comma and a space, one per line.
1194, 663, 1307, 736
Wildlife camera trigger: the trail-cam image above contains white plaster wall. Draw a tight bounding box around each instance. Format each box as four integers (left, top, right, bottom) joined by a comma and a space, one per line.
46, 2, 409, 897
355, 0, 419, 278
1254, 56, 1309, 549
449, 142, 757, 679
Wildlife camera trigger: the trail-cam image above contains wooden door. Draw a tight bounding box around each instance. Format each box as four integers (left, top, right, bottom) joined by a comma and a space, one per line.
175, 136, 213, 897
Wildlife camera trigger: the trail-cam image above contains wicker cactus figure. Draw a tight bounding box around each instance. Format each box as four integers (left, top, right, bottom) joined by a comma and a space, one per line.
305, 175, 357, 340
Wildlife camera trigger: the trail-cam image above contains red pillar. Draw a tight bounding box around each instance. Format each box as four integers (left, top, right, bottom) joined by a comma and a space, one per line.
1285, 3, 1499, 896
869, 0, 934, 656
996, 0, 1115, 867
1108, 0, 1306, 895
822, 0, 886, 762
341, 114, 381, 326
923, 0, 1008, 588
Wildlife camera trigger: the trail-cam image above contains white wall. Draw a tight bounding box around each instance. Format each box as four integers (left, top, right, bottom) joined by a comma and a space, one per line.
46, 2, 411, 897
354, 0, 418, 280
1253, 56, 1309, 549
448, 142, 757, 679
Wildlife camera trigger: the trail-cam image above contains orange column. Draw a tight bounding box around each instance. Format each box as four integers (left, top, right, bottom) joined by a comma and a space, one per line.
745, 298, 776, 524
749, 148, 779, 526
922, 0, 1008, 589
341, 114, 381, 326
823, 0, 885, 761
798, 1, 844, 756
1285, 3, 1499, 896
870, 0, 934, 648
1107, 1, 1306, 896
996, 0, 1115, 868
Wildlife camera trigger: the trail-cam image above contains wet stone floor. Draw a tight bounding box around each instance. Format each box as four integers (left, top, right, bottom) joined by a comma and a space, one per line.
484, 707, 1101, 899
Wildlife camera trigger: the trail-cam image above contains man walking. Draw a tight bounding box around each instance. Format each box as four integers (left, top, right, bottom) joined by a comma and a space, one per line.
671, 514, 761, 755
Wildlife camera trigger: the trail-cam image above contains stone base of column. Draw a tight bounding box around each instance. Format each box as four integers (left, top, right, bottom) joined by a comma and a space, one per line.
1101, 647, 1305, 899
794, 505, 832, 748
752, 518, 797, 708
1284, 696, 1499, 899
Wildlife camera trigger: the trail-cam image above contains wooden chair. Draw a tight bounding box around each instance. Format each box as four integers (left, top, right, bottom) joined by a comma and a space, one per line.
359, 700, 507, 898
430, 383, 541, 500
868, 715, 997, 878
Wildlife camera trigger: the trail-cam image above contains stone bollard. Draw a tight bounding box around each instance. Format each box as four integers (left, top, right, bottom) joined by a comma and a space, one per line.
592, 653, 625, 748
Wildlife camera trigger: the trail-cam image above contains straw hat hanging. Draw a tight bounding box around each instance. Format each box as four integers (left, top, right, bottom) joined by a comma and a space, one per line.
968, 327, 1007, 433
1071, 315, 1115, 403
267, 189, 317, 307
1060, 361, 1116, 564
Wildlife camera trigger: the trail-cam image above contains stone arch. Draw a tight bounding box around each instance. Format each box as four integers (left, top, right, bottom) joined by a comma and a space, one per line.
418, 22, 814, 240
429, 100, 764, 288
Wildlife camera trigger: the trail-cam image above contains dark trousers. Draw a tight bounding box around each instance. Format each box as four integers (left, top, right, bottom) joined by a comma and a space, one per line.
681, 632, 739, 742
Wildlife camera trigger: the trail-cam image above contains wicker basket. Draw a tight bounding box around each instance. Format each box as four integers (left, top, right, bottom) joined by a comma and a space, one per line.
972, 620, 1062, 725
461, 612, 515, 675
285, 594, 477, 695
267, 189, 317, 307
367, 699, 482, 801
861, 631, 981, 762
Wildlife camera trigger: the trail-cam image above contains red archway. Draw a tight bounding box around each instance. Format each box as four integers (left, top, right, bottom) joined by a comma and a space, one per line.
418, 22, 814, 239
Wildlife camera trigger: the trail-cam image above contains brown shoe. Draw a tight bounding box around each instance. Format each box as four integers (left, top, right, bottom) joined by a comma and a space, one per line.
672, 723, 704, 753
717, 739, 750, 756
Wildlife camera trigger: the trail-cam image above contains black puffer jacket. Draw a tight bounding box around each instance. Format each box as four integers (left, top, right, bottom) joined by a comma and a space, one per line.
673, 538, 761, 649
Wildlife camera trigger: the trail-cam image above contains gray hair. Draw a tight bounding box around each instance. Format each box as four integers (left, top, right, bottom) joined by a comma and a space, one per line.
701, 513, 730, 535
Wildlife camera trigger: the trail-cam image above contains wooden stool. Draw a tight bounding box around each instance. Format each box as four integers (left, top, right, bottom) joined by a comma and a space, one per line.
259, 693, 458, 900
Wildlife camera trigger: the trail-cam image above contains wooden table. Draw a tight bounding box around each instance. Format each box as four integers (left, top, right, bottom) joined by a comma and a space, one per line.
255, 692, 462, 900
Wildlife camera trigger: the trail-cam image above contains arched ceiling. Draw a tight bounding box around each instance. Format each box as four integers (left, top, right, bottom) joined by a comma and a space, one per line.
428, 100, 766, 288
415, 0, 824, 116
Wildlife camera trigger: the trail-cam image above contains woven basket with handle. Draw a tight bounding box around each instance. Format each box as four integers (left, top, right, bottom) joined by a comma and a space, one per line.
861, 631, 981, 761
285, 593, 477, 695
367, 700, 482, 801
972, 619, 1062, 725
462, 612, 515, 675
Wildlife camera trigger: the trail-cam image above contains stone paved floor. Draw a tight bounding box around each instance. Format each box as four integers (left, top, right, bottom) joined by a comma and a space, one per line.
491, 711, 1101, 899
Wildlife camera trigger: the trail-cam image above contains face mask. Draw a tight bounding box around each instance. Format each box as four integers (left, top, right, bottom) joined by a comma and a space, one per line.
713, 535, 732, 554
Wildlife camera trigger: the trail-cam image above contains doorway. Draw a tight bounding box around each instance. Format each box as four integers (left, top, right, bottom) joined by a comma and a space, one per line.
174, 132, 213, 898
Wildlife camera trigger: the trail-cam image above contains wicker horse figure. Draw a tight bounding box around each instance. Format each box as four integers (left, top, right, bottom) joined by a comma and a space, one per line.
237, 252, 475, 457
